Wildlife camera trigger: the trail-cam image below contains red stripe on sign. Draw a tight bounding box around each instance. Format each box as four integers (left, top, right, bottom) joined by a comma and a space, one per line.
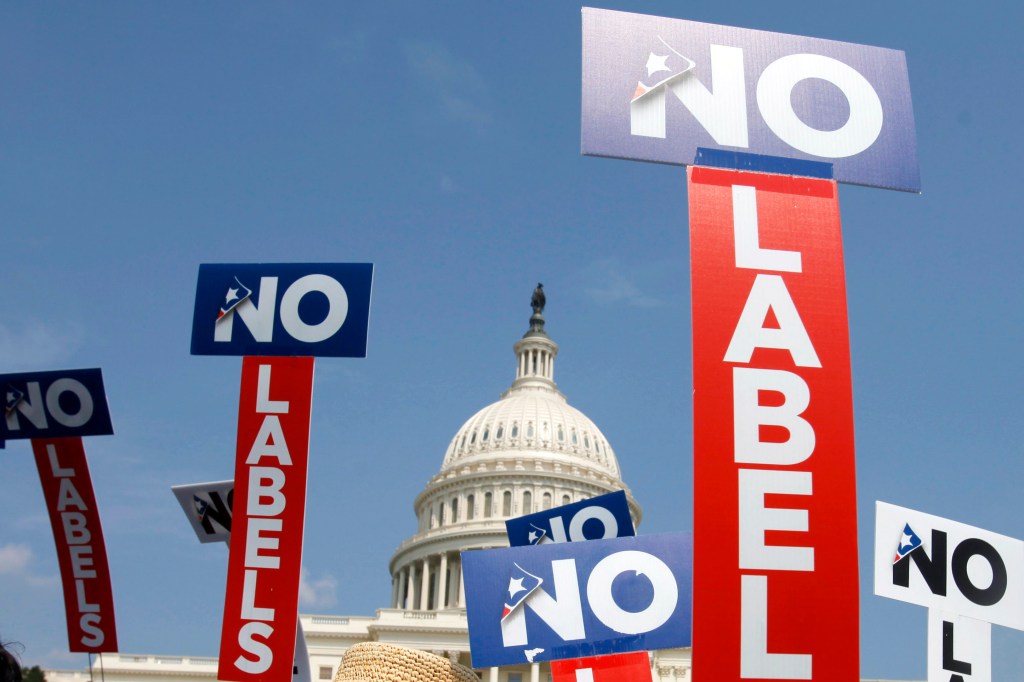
551, 652, 652, 682
33, 437, 118, 653
688, 166, 859, 681
219, 356, 315, 682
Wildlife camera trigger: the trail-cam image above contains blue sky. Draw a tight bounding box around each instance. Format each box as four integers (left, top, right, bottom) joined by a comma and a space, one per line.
1, 2, 1021, 679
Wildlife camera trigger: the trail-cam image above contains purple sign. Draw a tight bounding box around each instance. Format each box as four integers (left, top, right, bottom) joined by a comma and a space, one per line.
582, 8, 919, 192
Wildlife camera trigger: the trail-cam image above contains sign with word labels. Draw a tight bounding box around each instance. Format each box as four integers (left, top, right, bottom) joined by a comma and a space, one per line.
2, 368, 113, 440
33, 438, 118, 652
505, 491, 649, 682
463, 532, 692, 668
689, 150, 859, 681
191, 263, 373, 357
581, 8, 919, 192
173, 479, 311, 682
217, 356, 314, 682
929, 611, 991, 682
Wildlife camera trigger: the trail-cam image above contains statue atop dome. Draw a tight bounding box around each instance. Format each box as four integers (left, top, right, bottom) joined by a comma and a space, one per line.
531, 283, 546, 314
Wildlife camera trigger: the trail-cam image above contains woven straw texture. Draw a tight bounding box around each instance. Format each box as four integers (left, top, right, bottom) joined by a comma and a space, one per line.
334, 642, 478, 682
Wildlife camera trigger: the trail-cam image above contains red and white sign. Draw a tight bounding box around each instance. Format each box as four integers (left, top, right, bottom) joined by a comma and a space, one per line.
219, 356, 314, 682
551, 652, 652, 682
33, 437, 118, 652
689, 165, 859, 680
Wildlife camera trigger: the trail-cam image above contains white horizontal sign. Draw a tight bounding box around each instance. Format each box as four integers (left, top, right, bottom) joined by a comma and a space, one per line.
874, 501, 1024, 630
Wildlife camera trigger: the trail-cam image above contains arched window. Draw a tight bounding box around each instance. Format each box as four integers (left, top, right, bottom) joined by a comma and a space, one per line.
562, 494, 571, 506
557, 425, 565, 442
542, 492, 552, 510
482, 427, 489, 442
527, 422, 534, 439
484, 492, 493, 518
522, 491, 532, 515
511, 422, 519, 439
496, 424, 504, 440
502, 491, 512, 517
467, 494, 475, 520
439, 501, 446, 527
451, 497, 459, 523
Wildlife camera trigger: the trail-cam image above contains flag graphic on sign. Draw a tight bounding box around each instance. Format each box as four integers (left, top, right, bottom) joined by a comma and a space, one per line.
217, 277, 253, 321
193, 495, 210, 524
630, 36, 695, 103
502, 563, 542, 621
4, 385, 24, 414
528, 523, 548, 545
893, 523, 923, 563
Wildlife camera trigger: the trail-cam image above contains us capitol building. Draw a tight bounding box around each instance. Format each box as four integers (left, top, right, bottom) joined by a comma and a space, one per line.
46, 294, 905, 682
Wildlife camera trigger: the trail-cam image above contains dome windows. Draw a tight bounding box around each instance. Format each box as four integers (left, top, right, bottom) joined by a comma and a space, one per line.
557, 425, 564, 443
467, 494, 475, 520
482, 427, 490, 443
511, 422, 519, 439
496, 424, 504, 441
526, 422, 534, 439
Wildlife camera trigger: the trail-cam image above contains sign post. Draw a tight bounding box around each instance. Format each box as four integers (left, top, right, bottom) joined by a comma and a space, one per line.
190, 262, 372, 682
1, 368, 118, 653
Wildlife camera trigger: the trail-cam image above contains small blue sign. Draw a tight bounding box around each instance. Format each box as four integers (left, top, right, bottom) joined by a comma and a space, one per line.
463, 532, 692, 668
505, 490, 634, 547
0, 368, 113, 440
190, 263, 373, 357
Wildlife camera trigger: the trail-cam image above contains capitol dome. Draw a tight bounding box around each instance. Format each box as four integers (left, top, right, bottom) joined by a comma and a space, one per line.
387, 289, 641, 613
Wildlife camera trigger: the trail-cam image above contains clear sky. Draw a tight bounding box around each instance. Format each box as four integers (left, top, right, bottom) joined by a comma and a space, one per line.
1, 2, 1021, 680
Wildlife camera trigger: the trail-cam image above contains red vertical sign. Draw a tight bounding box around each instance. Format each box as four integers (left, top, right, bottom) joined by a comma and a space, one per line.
219, 356, 314, 682
689, 165, 859, 680
551, 652, 653, 681
33, 437, 118, 652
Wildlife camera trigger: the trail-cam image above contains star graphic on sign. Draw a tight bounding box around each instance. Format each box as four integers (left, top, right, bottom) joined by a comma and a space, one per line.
646, 52, 671, 76
225, 287, 240, 304
6, 392, 15, 404
899, 531, 915, 550
508, 577, 526, 600
528, 530, 540, 543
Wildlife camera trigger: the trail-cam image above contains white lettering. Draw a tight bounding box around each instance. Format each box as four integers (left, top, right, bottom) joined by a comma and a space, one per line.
235, 621, 274, 674
247, 466, 287, 516
757, 54, 883, 159
568, 506, 619, 542
739, 469, 814, 571
46, 443, 75, 477
240, 569, 275, 621
245, 416, 292, 466
256, 365, 289, 414
587, 550, 678, 634
79, 614, 104, 647
57, 478, 87, 512
279, 275, 348, 343
45, 379, 94, 428
75, 578, 99, 613
69, 545, 96, 578
501, 559, 585, 646
216, 277, 278, 343
740, 575, 812, 678
731, 185, 802, 273
244, 517, 282, 570
664, 44, 749, 147
725, 274, 820, 368
733, 367, 815, 466
5, 382, 47, 431
62, 512, 92, 545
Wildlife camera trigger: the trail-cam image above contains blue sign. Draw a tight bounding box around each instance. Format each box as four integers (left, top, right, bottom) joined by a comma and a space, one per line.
582, 8, 919, 192
190, 263, 373, 357
462, 532, 692, 668
1, 368, 113, 440
505, 490, 634, 547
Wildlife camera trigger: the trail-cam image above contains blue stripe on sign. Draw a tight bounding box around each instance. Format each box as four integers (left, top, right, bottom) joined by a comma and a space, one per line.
694, 148, 833, 179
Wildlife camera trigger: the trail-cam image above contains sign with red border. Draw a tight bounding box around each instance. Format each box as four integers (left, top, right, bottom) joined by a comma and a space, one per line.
688, 159, 859, 680
551, 652, 652, 682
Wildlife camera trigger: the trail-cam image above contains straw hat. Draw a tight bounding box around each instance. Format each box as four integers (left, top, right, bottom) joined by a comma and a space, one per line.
334, 642, 478, 682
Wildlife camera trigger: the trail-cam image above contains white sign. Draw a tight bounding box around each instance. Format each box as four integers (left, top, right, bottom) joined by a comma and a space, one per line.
874, 501, 1024, 631
928, 610, 990, 682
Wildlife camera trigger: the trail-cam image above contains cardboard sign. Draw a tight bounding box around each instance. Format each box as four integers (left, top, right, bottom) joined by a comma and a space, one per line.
874, 501, 1024, 631
551, 652, 652, 682
218, 356, 314, 682
33, 437, 118, 652
688, 152, 859, 681
2, 369, 113, 440
191, 263, 373, 357
505, 491, 634, 547
172, 480, 235, 544
462, 532, 692, 668
581, 7, 919, 192
928, 610, 991, 682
